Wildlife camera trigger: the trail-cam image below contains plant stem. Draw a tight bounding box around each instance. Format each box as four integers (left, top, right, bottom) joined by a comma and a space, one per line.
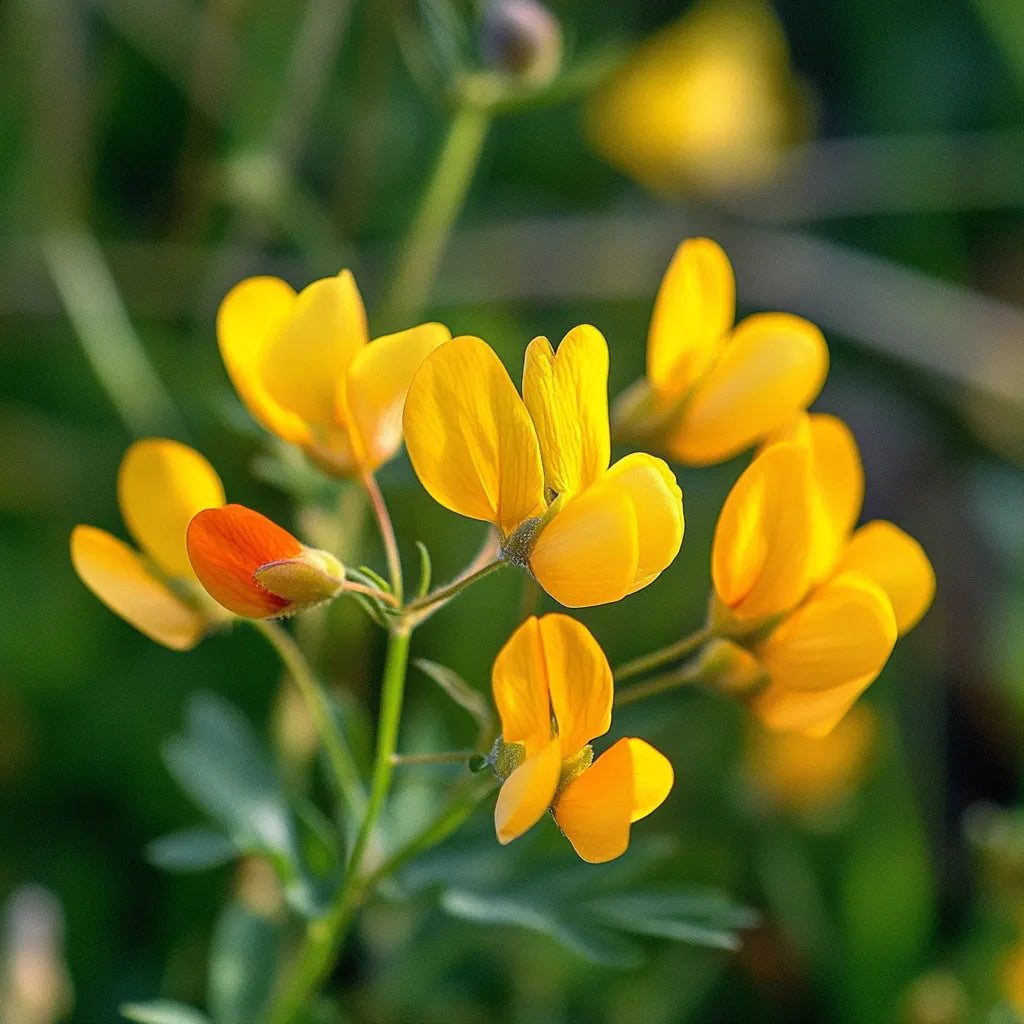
403, 558, 508, 623
390, 750, 476, 765
612, 628, 711, 684
377, 101, 492, 326
362, 471, 403, 604
613, 664, 705, 708
252, 619, 366, 823
344, 579, 399, 605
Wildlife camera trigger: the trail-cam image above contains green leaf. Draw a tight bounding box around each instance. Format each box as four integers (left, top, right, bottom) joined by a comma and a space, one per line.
207, 904, 281, 1024
414, 541, 432, 599
146, 828, 237, 873
161, 693, 341, 917
121, 1001, 212, 1024
414, 659, 492, 733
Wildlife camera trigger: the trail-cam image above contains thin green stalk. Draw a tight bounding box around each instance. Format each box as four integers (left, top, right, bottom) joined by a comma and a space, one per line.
612, 628, 710, 684
613, 664, 705, 708
363, 472, 403, 603
378, 101, 492, 326
404, 559, 508, 622
391, 750, 476, 765
252, 619, 366, 822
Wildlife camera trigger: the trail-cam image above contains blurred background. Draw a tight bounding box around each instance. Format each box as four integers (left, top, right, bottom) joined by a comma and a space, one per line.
2, 0, 1023, 1021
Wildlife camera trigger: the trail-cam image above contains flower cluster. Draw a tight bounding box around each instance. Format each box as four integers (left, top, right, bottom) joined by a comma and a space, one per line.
72, 238, 934, 867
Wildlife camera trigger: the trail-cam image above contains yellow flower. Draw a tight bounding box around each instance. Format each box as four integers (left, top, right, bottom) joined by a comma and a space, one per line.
710, 414, 935, 734
403, 328, 685, 607
217, 270, 450, 477
585, 0, 813, 195
613, 237, 829, 466
746, 703, 877, 815
70, 439, 229, 650
490, 614, 674, 863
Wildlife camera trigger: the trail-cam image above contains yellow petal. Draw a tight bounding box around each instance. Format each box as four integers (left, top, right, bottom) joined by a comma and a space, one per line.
553, 737, 673, 863
711, 442, 816, 620
522, 326, 610, 498
344, 322, 451, 473
529, 481, 638, 607
117, 439, 226, 580
753, 571, 897, 734
218, 271, 367, 449
805, 414, 864, 541
403, 336, 545, 536
536, 614, 612, 757
494, 738, 562, 844
647, 238, 734, 398
666, 312, 828, 465
601, 453, 685, 593
70, 525, 205, 651
491, 616, 555, 755
836, 520, 935, 634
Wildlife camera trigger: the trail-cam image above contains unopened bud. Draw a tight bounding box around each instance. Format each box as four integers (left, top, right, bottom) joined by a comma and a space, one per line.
696, 638, 765, 695
254, 547, 346, 611
478, 0, 563, 88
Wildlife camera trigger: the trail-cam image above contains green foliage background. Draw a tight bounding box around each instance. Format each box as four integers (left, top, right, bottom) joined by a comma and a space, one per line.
1, 0, 1023, 1021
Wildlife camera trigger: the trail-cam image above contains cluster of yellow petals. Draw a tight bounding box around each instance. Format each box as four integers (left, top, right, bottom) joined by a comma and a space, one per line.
585, 0, 812, 195
491, 615, 674, 863
70, 439, 229, 650
218, 270, 450, 477
403, 328, 685, 607
614, 237, 829, 466
711, 413, 935, 735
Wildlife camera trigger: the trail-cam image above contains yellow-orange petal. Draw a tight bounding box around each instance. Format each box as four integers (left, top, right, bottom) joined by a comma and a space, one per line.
553, 738, 673, 863
492, 616, 556, 755
218, 271, 367, 449
601, 453, 685, 593
647, 238, 734, 398
537, 614, 613, 757
529, 481, 638, 607
711, 442, 816, 620
70, 525, 205, 650
522, 325, 610, 499
117, 439, 226, 581
403, 336, 546, 536
753, 672, 878, 737
836, 520, 935, 634
187, 504, 303, 618
666, 312, 828, 465
494, 738, 562, 844
343, 322, 451, 473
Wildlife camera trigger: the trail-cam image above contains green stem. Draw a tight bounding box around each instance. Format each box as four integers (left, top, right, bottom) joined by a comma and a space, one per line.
363, 471, 403, 604
252, 619, 366, 823
613, 664, 705, 708
390, 750, 476, 765
612, 628, 710, 684
377, 102, 492, 326
403, 558, 508, 623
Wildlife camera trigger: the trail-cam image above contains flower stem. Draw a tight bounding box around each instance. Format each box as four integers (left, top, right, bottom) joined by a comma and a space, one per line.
377, 101, 492, 326
613, 664, 705, 708
390, 750, 476, 765
362, 471, 403, 604
403, 558, 508, 623
612, 628, 711, 684
252, 619, 366, 823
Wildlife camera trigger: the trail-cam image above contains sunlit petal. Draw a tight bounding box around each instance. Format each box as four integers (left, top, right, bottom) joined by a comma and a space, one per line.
492, 616, 555, 755
71, 525, 205, 651
117, 439, 226, 580
836, 520, 935, 634
647, 237, 734, 397
529, 482, 638, 607
522, 325, 610, 498
667, 312, 828, 465
553, 738, 673, 863
711, 442, 816, 620
494, 738, 562, 844
601, 453, 684, 592
404, 336, 545, 536
753, 672, 879, 737
344, 322, 451, 472
187, 504, 303, 618
537, 614, 612, 756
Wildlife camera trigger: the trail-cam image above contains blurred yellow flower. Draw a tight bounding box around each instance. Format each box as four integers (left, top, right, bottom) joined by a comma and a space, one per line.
614, 237, 828, 466
1003, 942, 1024, 1016
404, 329, 685, 607
70, 439, 229, 650
218, 270, 450, 477
585, 0, 813, 195
710, 415, 935, 734
746, 703, 878, 814
490, 614, 674, 863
